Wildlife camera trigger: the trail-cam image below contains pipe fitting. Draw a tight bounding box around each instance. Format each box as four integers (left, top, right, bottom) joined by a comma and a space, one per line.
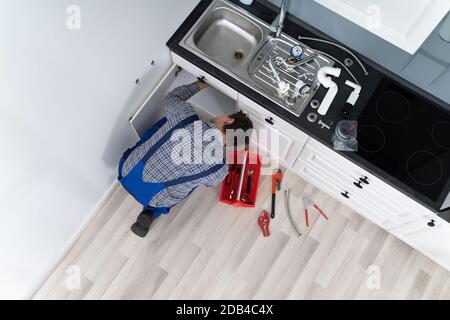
317, 66, 341, 116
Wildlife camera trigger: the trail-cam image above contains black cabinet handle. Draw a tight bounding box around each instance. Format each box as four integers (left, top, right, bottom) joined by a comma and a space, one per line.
354, 181, 363, 189
265, 117, 274, 125
360, 176, 369, 185
428, 219, 436, 227
341, 191, 350, 199
175, 66, 183, 77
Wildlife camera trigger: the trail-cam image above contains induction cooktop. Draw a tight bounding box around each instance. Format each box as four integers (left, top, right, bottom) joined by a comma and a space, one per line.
357, 78, 450, 210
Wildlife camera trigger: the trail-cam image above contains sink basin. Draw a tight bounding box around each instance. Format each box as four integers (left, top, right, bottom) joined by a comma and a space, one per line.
189, 7, 263, 70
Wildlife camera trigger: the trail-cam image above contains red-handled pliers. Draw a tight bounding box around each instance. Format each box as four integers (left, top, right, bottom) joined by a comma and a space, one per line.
258, 211, 271, 237
303, 195, 329, 227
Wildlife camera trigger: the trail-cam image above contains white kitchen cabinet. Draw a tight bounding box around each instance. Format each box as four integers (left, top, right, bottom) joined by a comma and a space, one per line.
293, 138, 438, 230
394, 219, 450, 271
292, 156, 396, 228
389, 215, 445, 236
243, 110, 303, 167
314, 0, 450, 54
293, 142, 399, 229
237, 93, 309, 167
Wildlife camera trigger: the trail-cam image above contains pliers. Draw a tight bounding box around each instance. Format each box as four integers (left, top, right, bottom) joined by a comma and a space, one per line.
303, 195, 329, 227
258, 211, 271, 237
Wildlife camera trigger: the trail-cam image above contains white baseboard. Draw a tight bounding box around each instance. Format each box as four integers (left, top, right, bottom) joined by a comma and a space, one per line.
29, 180, 121, 299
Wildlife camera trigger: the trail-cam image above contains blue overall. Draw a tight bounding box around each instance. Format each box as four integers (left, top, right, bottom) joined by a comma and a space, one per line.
118, 115, 224, 218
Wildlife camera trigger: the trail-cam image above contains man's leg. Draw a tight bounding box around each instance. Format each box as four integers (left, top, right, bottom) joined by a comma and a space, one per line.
131, 208, 155, 238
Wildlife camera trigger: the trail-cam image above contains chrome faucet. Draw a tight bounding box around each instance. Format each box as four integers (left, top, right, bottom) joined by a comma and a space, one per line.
270, 0, 289, 38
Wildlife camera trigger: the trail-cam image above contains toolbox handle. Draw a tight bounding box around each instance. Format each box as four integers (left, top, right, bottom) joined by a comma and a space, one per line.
235, 151, 248, 201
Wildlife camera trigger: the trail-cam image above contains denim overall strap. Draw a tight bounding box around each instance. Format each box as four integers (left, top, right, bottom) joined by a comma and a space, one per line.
140, 115, 199, 166
165, 164, 225, 187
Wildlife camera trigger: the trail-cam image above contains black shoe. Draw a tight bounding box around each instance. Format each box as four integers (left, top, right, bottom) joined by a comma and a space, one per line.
131, 210, 155, 238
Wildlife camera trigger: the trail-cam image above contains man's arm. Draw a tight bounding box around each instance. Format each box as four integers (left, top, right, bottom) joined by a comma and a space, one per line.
163, 81, 209, 119
203, 164, 229, 187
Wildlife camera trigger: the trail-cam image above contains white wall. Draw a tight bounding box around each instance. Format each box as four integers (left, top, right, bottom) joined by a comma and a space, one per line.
0, 0, 198, 299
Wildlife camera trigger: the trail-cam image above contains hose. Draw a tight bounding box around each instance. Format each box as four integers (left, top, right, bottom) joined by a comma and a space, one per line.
298, 36, 369, 76
284, 189, 302, 237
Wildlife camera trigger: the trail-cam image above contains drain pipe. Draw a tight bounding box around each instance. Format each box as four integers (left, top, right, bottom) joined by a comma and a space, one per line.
317, 66, 341, 116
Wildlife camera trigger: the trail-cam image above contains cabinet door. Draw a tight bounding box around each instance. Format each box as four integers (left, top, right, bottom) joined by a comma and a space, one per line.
394, 218, 450, 271
293, 147, 397, 229
245, 109, 303, 167
304, 139, 436, 226
314, 0, 450, 54
237, 96, 308, 167
292, 157, 395, 228
129, 65, 176, 138
130, 64, 237, 139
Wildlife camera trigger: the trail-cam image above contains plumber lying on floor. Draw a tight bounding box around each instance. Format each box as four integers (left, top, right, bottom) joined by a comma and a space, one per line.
118, 80, 253, 237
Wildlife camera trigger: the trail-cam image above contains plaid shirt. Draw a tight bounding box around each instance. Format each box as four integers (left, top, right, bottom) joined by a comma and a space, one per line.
122, 82, 229, 208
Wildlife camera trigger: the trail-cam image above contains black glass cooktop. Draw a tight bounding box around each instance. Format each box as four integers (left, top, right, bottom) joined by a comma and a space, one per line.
357, 78, 450, 204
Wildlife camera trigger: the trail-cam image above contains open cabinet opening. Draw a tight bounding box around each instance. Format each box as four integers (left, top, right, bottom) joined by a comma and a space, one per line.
130, 65, 238, 139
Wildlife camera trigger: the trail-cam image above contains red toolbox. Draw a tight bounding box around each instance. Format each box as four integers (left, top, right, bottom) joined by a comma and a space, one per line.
219, 149, 262, 208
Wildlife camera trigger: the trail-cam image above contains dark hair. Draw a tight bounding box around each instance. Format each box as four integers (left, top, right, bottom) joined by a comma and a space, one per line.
224, 111, 253, 132
224, 111, 253, 148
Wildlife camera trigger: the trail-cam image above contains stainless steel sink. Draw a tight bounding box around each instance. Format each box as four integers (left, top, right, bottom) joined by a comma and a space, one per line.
188, 7, 263, 71
181, 0, 333, 117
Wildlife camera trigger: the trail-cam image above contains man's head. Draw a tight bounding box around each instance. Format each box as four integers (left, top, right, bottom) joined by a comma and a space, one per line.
212, 111, 253, 147
213, 111, 253, 133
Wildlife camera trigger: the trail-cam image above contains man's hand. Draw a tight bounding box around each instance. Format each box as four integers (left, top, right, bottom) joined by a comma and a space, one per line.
197, 79, 209, 90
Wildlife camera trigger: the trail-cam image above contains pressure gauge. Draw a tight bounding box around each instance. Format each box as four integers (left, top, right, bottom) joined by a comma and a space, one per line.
290, 45, 303, 59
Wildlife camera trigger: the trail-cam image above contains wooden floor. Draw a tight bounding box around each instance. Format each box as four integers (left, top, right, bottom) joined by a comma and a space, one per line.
35, 170, 450, 300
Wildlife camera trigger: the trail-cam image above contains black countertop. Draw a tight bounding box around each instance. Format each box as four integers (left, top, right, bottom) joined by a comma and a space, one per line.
167, 0, 450, 213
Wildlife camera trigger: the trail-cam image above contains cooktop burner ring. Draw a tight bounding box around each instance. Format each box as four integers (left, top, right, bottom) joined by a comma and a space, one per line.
358, 125, 386, 154
376, 91, 411, 124
432, 121, 450, 149
406, 151, 444, 186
